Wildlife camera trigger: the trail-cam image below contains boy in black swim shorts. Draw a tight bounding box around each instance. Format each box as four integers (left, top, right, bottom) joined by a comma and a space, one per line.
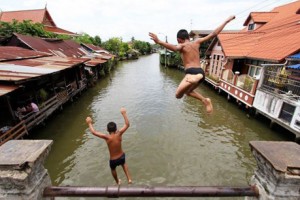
149, 15, 235, 114
86, 108, 132, 185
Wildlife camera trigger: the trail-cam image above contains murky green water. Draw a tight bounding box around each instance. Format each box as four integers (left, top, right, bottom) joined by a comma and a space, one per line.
31, 54, 290, 199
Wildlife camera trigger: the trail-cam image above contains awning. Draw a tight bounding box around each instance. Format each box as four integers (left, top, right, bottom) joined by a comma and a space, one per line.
286, 64, 300, 70
288, 53, 300, 60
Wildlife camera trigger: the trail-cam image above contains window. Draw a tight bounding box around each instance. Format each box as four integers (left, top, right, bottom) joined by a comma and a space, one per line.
210, 54, 223, 77
248, 23, 255, 31
279, 103, 295, 123
248, 65, 262, 78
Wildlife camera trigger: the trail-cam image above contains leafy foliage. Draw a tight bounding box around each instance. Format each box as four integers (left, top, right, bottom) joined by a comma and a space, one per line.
102, 37, 128, 57
132, 40, 151, 55
74, 33, 102, 46
0, 20, 152, 59
0, 19, 56, 38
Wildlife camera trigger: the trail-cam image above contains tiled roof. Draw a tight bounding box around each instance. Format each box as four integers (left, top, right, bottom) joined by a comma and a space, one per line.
217, 0, 300, 62
243, 12, 278, 26
0, 8, 55, 26
0, 8, 76, 35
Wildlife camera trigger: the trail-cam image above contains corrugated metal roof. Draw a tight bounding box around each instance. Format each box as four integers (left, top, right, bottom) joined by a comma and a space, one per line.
82, 43, 104, 51
85, 59, 107, 66
81, 43, 114, 59
0, 85, 19, 96
0, 56, 89, 82
14, 33, 86, 58
0, 46, 51, 61
0, 63, 57, 81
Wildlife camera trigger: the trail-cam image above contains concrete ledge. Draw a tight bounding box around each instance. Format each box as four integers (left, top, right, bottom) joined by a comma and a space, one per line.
0, 140, 53, 200
249, 141, 300, 200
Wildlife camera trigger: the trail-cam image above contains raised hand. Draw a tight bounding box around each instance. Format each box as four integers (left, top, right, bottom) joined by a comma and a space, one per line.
86, 116, 93, 124
149, 32, 160, 44
120, 107, 127, 115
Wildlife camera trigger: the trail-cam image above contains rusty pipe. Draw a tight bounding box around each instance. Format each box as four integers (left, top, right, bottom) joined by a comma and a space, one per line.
43, 185, 259, 198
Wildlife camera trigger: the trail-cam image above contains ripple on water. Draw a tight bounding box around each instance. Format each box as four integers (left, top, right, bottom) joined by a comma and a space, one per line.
39, 54, 287, 196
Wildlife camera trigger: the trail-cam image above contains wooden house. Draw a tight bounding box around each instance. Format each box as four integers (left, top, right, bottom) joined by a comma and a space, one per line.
0, 46, 89, 145
253, 53, 300, 140
5, 33, 108, 84
205, 1, 300, 108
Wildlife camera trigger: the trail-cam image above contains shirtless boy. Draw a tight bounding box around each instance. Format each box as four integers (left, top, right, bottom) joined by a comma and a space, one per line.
86, 107, 132, 185
149, 15, 235, 114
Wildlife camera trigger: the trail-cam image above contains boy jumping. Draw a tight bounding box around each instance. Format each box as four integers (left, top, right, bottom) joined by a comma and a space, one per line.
149, 15, 235, 114
86, 107, 132, 185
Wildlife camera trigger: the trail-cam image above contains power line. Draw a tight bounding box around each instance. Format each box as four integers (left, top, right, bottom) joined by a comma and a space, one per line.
234, 0, 274, 16
222, 0, 296, 28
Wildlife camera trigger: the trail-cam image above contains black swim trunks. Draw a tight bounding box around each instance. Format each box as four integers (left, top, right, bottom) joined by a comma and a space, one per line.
109, 153, 126, 170
185, 67, 205, 84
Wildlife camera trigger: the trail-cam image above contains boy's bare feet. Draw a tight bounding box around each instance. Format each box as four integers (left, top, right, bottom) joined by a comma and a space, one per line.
117, 179, 121, 185
186, 74, 203, 84
203, 98, 213, 114
128, 179, 132, 184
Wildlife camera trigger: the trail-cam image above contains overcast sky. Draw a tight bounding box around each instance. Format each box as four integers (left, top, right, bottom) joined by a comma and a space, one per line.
0, 0, 296, 44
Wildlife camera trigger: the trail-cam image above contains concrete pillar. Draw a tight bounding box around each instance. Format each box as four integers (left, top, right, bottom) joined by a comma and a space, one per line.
247, 141, 300, 200
0, 140, 53, 200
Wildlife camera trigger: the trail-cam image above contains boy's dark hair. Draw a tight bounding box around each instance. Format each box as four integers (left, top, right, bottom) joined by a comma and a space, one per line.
177, 29, 190, 40
107, 122, 117, 133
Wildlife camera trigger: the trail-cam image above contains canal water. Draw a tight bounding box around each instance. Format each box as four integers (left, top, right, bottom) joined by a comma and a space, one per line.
31, 53, 290, 199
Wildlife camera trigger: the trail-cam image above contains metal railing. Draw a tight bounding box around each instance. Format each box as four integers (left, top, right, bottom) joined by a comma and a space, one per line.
43, 185, 258, 198
261, 69, 300, 101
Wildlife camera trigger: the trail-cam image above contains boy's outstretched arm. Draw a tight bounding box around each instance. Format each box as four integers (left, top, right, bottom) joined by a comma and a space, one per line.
86, 117, 108, 140
196, 15, 235, 43
149, 32, 182, 52
119, 107, 130, 135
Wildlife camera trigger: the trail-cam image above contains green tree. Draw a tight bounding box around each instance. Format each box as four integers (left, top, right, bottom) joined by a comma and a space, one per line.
102, 37, 126, 57
132, 40, 152, 55
94, 35, 101, 46
74, 33, 102, 46
0, 19, 56, 38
